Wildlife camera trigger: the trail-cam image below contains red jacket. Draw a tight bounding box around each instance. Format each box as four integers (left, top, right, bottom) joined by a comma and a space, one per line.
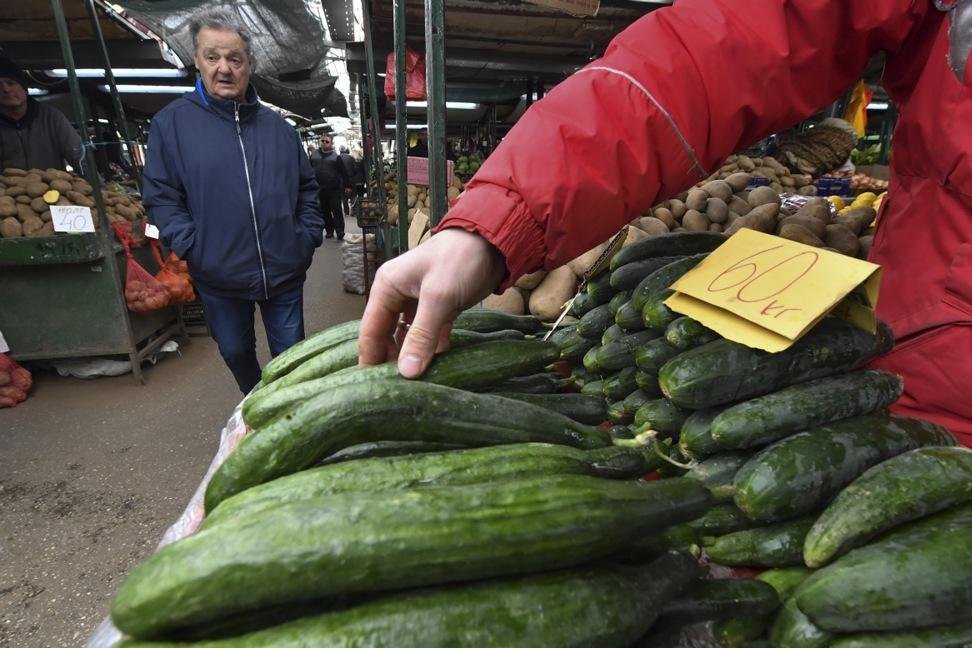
440, 0, 972, 444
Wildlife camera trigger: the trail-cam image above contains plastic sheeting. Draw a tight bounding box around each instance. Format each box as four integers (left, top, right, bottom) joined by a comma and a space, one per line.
119, 0, 348, 118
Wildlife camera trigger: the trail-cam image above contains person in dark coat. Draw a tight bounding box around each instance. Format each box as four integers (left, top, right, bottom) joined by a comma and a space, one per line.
141, 8, 324, 394
310, 134, 349, 239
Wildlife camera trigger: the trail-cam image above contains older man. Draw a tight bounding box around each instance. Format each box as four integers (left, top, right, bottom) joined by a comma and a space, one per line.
0, 55, 82, 172
142, 8, 324, 394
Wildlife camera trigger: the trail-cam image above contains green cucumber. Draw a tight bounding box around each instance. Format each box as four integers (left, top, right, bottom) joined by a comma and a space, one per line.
733, 415, 956, 522
678, 407, 731, 460
687, 503, 754, 535
559, 331, 597, 362
607, 290, 633, 315
804, 446, 972, 568
665, 316, 718, 350
319, 441, 465, 465
683, 450, 751, 501
581, 379, 605, 396
492, 392, 608, 425
568, 291, 597, 317
570, 365, 594, 387
659, 578, 780, 625
634, 337, 680, 373
582, 346, 601, 373
265, 337, 359, 390
114, 476, 713, 638
595, 329, 663, 372
659, 318, 895, 410
576, 303, 614, 340
448, 327, 526, 347
829, 620, 972, 648
634, 398, 689, 435
710, 369, 904, 451
608, 389, 655, 424
205, 443, 647, 527
714, 567, 813, 647
608, 424, 636, 440
600, 323, 626, 345
610, 230, 724, 271
244, 339, 560, 429
585, 271, 617, 304
612, 525, 701, 564
454, 308, 546, 334
207, 380, 613, 511
606, 400, 627, 424
261, 319, 359, 384
602, 367, 639, 400
609, 255, 685, 290
642, 296, 678, 330
703, 515, 816, 567
770, 595, 832, 648
484, 371, 568, 394
615, 300, 646, 331
796, 503, 972, 634
631, 253, 708, 311
544, 324, 577, 349
634, 370, 662, 396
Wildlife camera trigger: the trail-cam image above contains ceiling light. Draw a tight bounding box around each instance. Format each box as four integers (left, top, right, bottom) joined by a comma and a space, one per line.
49, 68, 187, 78
97, 84, 194, 94
406, 101, 480, 110
866, 102, 889, 111
28, 88, 49, 96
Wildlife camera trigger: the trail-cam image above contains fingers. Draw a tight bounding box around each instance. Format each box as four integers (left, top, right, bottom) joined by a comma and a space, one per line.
398, 287, 459, 378
358, 268, 410, 367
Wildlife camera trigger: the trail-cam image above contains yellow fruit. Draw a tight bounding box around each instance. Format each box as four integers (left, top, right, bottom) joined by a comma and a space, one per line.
43, 189, 60, 204
827, 196, 845, 210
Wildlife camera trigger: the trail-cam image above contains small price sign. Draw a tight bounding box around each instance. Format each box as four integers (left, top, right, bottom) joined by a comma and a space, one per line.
144, 222, 160, 239
665, 229, 882, 352
50, 205, 95, 233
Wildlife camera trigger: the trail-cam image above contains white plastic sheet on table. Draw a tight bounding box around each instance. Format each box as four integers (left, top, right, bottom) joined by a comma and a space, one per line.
86, 400, 250, 648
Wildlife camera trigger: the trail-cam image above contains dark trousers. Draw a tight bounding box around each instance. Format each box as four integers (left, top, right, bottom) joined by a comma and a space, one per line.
197, 283, 305, 395
319, 189, 345, 238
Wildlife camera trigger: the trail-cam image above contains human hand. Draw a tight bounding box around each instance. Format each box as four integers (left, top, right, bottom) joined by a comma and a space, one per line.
358, 228, 507, 378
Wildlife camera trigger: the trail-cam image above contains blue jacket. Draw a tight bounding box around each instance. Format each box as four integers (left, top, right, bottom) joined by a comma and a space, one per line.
142, 80, 323, 301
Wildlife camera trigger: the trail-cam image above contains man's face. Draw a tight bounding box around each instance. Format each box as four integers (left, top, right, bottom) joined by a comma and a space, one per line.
320, 137, 333, 153
193, 27, 251, 102
0, 78, 27, 113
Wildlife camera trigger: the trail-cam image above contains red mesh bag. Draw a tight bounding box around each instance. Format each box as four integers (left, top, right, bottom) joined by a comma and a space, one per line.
0, 353, 32, 408
114, 223, 170, 312
384, 47, 426, 100
150, 240, 195, 304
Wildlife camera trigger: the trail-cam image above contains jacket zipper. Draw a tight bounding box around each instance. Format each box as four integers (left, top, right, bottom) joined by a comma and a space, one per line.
235, 103, 270, 300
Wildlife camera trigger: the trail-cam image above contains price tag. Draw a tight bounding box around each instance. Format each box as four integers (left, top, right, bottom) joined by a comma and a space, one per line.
144, 223, 160, 239
0, 329, 8, 353
665, 229, 882, 352
50, 205, 95, 233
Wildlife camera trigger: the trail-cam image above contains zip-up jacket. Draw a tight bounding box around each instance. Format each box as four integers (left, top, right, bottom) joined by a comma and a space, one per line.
0, 98, 82, 172
142, 80, 324, 301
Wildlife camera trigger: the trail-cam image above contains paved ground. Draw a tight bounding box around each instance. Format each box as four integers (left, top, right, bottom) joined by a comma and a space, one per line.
0, 221, 368, 647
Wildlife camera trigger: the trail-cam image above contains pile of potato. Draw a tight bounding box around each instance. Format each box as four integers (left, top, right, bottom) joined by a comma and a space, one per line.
384, 172, 463, 226
704, 156, 818, 196
0, 167, 145, 239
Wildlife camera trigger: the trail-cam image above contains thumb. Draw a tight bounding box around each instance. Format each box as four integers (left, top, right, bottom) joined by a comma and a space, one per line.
398, 292, 455, 379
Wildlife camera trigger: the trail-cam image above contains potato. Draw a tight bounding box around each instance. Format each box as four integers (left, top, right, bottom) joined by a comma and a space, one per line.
824, 224, 860, 257
780, 175, 796, 187
685, 188, 708, 211
709, 223, 723, 233
116, 204, 138, 220
4, 167, 26, 177
0, 216, 22, 237
699, 180, 733, 201
682, 209, 710, 231
66, 191, 95, 207
0, 202, 15, 218
22, 173, 42, 185
834, 206, 876, 236
622, 225, 648, 246
47, 168, 72, 182
724, 214, 755, 236
447, 186, 460, 200
567, 243, 607, 277
16, 204, 35, 222
672, 226, 687, 232
515, 269, 547, 291
795, 198, 832, 225
779, 214, 826, 239
797, 184, 818, 196
779, 222, 825, 247
4, 185, 26, 197
667, 198, 687, 220
50, 179, 72, 193
652, 207, 675, 229
529, 265, 576, 320
747, 185, 780, 207
632, 216, 670, 236
749, 202, 780, 230
770, 182, 784, 194
72, 180, 93, 196
21, 214, 45, 237
55, 196, 72, 207
705, 197, 729, 224
37, 221, 54, 236
15, 194, 30, 205
858, 234, 874, 259
29, 197, 47, 213
728, 195, 752, 216
39, 210, 51, 223
736, 155, 756, 172
724, 173, 751, 192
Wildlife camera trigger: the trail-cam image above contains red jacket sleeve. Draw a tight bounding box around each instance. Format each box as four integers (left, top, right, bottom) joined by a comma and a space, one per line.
438, 0, 926, 287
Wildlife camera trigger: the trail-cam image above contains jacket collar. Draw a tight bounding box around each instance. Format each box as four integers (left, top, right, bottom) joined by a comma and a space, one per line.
192, 77, 260, 121
0, 97, 38, 129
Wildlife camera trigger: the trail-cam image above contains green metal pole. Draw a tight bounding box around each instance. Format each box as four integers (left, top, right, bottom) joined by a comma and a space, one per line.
83, 0, 140, 179
424, 0, 447, 226
394, 0, 409, 253
361, 0, 392, 260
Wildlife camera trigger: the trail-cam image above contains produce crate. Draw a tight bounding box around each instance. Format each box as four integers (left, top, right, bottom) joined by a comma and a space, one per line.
354, 197, 384, 228
0, 233, 105, 266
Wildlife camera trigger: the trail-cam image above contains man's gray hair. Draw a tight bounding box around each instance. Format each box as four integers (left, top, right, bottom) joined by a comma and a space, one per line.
190, 8, 255, 68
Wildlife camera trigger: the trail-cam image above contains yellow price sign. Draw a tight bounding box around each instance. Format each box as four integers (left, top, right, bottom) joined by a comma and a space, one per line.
665, 229, 881, 352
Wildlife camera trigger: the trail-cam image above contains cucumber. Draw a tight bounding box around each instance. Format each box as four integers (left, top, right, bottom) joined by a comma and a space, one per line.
244, 339, 561, 429
454, 308, 546, 334
580, 379, 604, 396
261, 320, 359, 384
600, 323, 626, 345
559, 331, 597, 362
678, 407, 731, 460
448, 327, 526, 347
615, 299, 646, 330
659, 578, 780, 625
703, 515, 816, 567
631, 253, 709, 311
570, 365, 594, 387
544, 324, 577, 349
665, 316, 718, 350
568, 291, 597, 317
687, 503, 754, 535
612, 525, 701, 564
634, 398, 689, 435
205, 443, 648, 527
607, 289, 633, 315
733, 415, 956, 522
265, 337, 359, 390
114, 476, 713, 638
659, 318, 895, 410
829, 620, 972, 648
492, 392, 608, 425
642, 295, 678, 330
634, 337, 680, 373
610, 255, 685, 290
608, 389, 655, 424
770, 596, 833, 648
582, 346, 601, 373
319, 441, 465, 465
585, 271, 617, 304
606, 400, 627, 424
119, 554, 702, 648
608, 424, 636, 440
683, 450, 751, 501
595, 329, 663, 372
804, 446, 972, 568
609, 230, 724, 271
795, 503, 972, 633
576, 303, 614, 340
484, 371, 568, 394
602, 367, 639, 400
714, 567, 813, 647
634, 370, 662, 396
206, 380, 613, 511
710, 369, 904, 451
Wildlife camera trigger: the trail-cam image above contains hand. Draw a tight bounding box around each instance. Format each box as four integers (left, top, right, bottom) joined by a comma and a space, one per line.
359, 228, 507, 378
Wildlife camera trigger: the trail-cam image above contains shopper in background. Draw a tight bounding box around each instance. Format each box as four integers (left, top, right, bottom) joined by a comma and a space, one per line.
0, 55, 82, 173
311, 134, 349, 240
360, 0, 972, 444
338, 146, 357, 215
142, 8, 323, 395
306, 144, 317, 158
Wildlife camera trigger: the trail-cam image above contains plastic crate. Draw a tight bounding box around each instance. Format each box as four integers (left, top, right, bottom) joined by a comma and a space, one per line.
355, 198, 384, 228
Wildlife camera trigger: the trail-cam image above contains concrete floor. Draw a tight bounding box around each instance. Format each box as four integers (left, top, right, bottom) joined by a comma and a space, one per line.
0, 221, 368, 648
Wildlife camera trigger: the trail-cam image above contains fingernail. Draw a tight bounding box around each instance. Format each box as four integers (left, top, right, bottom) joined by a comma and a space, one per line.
400, 353, 423, 378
